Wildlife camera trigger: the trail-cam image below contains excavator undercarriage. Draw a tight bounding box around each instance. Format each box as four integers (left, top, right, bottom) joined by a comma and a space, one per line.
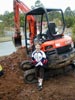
20, 48, 75, 83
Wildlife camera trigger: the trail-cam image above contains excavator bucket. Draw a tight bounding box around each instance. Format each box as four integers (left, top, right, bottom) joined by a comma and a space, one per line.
13, 0, 30, 47
12, 33, 22, 47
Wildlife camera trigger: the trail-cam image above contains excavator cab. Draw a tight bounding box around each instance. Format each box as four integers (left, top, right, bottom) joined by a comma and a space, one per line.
24, 7, 65, 55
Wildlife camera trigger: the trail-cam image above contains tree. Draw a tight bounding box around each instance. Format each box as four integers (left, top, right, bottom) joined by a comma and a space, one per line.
20, 13, 25, 27
35, 0, 43, 7
31, 0, 44, 9
64, 7, 73, 16
64, 7, 75, 28
71, 24, 75, 41
3, 12, 14, 27
0, 21, 4, 36
65, 16, 74, 28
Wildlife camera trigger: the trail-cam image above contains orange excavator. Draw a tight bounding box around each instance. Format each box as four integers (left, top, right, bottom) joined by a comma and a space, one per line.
13, 0, 36, 47
13, 0, 75, 83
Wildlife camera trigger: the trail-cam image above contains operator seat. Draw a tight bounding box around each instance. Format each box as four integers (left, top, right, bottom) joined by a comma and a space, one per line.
46, 22, 57, 40
45, 22, 57, 40
49, 22, 57, 35
47, 22, 62, 39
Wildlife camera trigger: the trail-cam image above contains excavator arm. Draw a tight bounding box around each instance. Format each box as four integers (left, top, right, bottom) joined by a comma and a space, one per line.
13, 0, 36, 47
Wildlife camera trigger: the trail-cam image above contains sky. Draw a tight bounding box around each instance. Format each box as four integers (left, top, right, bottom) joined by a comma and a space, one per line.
0, 0, 75, 14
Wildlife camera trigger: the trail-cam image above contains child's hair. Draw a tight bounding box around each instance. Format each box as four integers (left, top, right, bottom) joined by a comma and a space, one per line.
34, 41, 42, 45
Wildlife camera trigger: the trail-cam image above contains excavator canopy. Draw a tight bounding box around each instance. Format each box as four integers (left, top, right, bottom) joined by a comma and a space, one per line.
26, 7, 63, 15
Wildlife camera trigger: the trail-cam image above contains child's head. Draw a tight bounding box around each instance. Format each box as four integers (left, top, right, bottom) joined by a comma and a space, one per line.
35, 43, 41, 51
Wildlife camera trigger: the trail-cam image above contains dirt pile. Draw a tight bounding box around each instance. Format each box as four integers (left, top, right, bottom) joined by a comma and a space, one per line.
0, 48, 75, 100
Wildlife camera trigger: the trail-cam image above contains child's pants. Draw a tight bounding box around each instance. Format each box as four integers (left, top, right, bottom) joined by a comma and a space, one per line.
35, 65, 44, 79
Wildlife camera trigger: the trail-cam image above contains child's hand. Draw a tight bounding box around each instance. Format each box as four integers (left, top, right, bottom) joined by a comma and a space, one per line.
35, 61, 43, 67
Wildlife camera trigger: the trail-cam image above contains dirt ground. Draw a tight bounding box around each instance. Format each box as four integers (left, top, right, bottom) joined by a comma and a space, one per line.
0, 48, 75, 100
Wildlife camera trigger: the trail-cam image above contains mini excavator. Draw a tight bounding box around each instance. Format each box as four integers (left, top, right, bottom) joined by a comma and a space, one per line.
13, 0, 75, 83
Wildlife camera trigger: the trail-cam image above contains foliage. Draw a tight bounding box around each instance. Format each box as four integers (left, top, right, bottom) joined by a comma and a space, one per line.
64, 7, 75, 28
72, 24, 75, 34
31, 0, 44, 9
35, 0, 44, 7
0, 6, 75, 36
20, 13, 25, 27
64, 7, 74, 16
71, 24, 75, 41
64, 16, 74, 28
0, 11, 24, 36
0, 22, 4, 36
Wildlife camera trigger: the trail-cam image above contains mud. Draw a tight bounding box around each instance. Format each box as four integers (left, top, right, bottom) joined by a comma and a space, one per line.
0, 48, 75, 100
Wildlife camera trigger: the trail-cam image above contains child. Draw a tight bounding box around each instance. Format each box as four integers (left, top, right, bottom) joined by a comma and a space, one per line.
32, 43, 47, 90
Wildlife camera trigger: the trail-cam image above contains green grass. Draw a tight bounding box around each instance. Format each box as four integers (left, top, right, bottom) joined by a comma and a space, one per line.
0, 36, 12, 42
0, 36, 25, 42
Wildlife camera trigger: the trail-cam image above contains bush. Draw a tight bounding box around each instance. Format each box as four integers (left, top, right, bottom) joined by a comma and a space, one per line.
65, 17, 74, 28
72, 24, 75, 41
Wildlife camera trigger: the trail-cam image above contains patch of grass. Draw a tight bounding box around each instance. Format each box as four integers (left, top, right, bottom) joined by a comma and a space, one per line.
0, 36, 12, 42
0, 35, 25, 42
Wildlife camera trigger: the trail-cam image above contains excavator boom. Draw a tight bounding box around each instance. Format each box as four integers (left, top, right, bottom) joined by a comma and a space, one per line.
13, 0, 36, 47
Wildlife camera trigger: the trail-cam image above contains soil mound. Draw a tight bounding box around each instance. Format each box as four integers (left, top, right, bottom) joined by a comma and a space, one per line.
0, 48, 75, 100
